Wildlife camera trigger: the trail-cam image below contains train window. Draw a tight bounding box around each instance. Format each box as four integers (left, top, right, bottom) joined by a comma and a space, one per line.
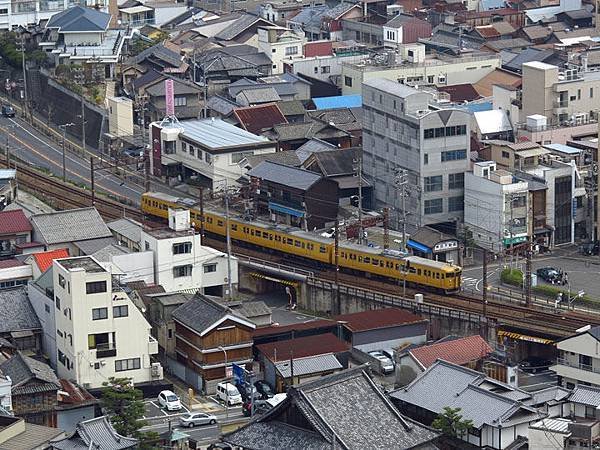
447, 273, 454, 278
307, 244, 313, 250
409, 267, 416, 273
217, 220, 224, 227
320, 246, 326, 253
395, 264, 399, 270
417, 269, 421, 275
250, 230, 254, 236
287, 238, 294, 245
380, 261, 384, 267
372, 258, 378, 265
341, 252, 345, 258
207, 217, 213, 224
231, 224, 237, 231
364, 257, 370, 264
262, 232, 269, 239
435, 273, 440, 279
358, 256, 362, 262
269, 234, 273, 240
294, 241, 301, 247
243, 227, 248, 233
275, 236, 281, 242
301, 242, 305, 249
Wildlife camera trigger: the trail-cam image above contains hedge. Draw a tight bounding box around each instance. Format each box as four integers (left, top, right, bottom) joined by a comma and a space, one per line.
500, 268, 523, 287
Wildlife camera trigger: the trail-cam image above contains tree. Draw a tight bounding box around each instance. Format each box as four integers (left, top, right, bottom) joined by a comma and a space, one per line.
101, 377, 146, 438
432, 406, 474, 438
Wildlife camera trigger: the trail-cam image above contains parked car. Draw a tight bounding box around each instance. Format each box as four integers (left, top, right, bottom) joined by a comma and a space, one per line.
235, 381, 258, 402
254, 380, 274, 399
1, 105, 15, 117
216, 382, 242, 406
580, 241, 599, 256
368, 351, 395, 374
179, 412, 217, 428
382, 348, 396, 364
242, 399, 271, 416
121, 146, 144, 158
536, 267, 560, 283
157, 390, 182, 411
518, 357, 553, 373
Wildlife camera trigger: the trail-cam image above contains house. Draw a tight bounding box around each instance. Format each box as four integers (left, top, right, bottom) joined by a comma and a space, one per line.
171, 294, 255, 394
118, 1, 155, 27
56, 379, 98, 433
407, 227, 460, 263
0, 259, 32, 292
107, 218, 142, 252
473, 109, 514, 141
28, 248, 69, 279
0, 352, 60, 426
255, 333, 349, 391
0, 287, 42, 352
383, 14, 432, 48
334, 308, 428, 352
0, 415, 64, 450
30, 208, 113, 253
223, 367, 440, 449
228, 301, 272, 327
145, 77, 203, 122
257, 26, 306, 74
551, 325, 600, 389
247, 161, 339, 230
50, 416, 138, 449
0, 209, 32, 259
233, 103, 288, 134
0, 169, 16, 210
397, 335, 493, 385
38, 6, 132, 77
390, 360, 544, 449
52, 256, 162, 389
194, 45, 273, 85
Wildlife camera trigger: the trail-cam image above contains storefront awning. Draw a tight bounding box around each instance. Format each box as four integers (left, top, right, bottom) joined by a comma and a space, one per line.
498, 330, 554, 345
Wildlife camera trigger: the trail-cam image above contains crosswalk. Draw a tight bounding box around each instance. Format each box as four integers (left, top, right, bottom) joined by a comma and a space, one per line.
462, 277, 480, 290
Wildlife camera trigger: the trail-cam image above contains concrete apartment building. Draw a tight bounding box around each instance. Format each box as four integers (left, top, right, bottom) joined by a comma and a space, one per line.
362, 78, 471, 230
521, 61, 600, 126
552, 325, 600, 389
464, 161, 530, 252
342, 44, 501, 95
257, 26, 306, 74
52, 256, 161, 389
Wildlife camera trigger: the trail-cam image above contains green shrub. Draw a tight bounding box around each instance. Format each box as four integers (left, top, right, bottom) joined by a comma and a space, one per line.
501, 268, 523, 287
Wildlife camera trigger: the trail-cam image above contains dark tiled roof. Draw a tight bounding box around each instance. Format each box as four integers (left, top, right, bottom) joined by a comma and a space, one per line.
0, 209, 32, 234
485, 38, 531, 51
0, 352, 60, 395
248, 161, 323, 190
130, 43, 182, 68
233, 103, 287, 134
207, 95, 239, 116
334, 308, 425, 332
0, 259, 25, 269
215, 14, 266, 41
132, 69, 164, 91
411, 226, 455, 247
437, 84, 482, 102
307, 148, 360, 176
237, 87, 281, 104
256, 333, 348, 361
46, 6, 110, 32
295, 138, 337, 163
244, 150, 302, 168
252, 319, 336, 338
145, 77, 202, 96
51, 416, 138, 449
278, 100, 306, 117
225, 421, 329, 449
0, 287, 41, 334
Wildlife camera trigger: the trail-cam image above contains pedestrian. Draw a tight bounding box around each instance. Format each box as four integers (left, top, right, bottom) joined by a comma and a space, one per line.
564, 272, 569, 286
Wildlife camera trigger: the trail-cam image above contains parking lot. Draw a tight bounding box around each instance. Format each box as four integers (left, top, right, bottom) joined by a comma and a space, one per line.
142, 399, 190, 421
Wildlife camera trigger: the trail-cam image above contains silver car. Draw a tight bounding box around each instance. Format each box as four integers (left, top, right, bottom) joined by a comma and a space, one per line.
179, 412, 217, 428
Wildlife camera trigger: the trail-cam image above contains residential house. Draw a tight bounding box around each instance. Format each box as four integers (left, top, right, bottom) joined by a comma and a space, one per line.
383, 14, 432, 48
27, 248, 70, 279
28, 269, 58, 367
255, 333, 349, 391
50, 416, 138, 449
0, 0, 106, 30
223, 367, 440, 449
145, 77, 203, 122
0, 352, 60, 426
390, 360, 544, 449
171, 294, 255, 394
407, 227, 460, 263
194, 45, 273, 86
397, 335, 493, 385
0, 415, 64, 450
0, 287, 42, 352
52, 256, 161, 389
334, 308, 428, 353
0, 259, 32, 291
265, 117, 354, 151
56, 379, 98, 433
39, 6, 132, 78
257, 26, 306, 74
107, 218, 142, 252
551, 325, 600, 389
481, 140, 549, 171
473, 109, 514, 141
233, 103, 288, 134
0, 169, 16, 210
118, 1, 155, 27
247, 161, 339, 230
149, 117, 276, 185
0, 209, 32, 260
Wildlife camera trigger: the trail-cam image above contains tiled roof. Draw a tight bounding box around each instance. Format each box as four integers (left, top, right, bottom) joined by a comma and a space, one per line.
224, 421, 329, 449
473, 69, 521, 97
237, 86, 281, 104
307, 147, 360, 176
569, 384, 600, 406
0, 422, 64, 450
437, 84, 482, 102
409, 335, 493, 369
51, 416, 138, 449
46, 5, 110, 32
233, 103, 288, 134
30, 208, 112, 245
334, 308, 425, 332
0, 352, 60, 395
485, 38, 530, 52
0, 259, 25, 269
0, 287, 41, 334
256, 333, 348, 361
244, 150, 302, 168
0, 209, 32, 235
73, 236, 117, 255
275, 353, 342, 378
295, 139, 337, 163
248, 161, 324, 190
33, 248, 69, 273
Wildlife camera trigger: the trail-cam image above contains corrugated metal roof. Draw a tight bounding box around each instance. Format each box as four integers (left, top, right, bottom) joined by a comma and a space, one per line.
276, 353, 342, 378
334, 308, 425, 332
474, 109, 513, 134
179, 118, 271, 149
409, 335, 492, 369
543, 143, 582, 155
530, 418, 572, 434
363, 78, 419, 98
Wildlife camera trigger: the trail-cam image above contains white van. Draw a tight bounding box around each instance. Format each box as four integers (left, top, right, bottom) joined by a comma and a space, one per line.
216, 382, 242, 406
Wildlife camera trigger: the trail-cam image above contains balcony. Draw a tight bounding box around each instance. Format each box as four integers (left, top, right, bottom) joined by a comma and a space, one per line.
553, 99, 569, 108
556, 357, 600, 374
148, 335, 158, 355
95, 343, 117, 358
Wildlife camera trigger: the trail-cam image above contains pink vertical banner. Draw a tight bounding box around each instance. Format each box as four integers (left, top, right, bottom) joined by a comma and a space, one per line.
165, 79, 175, 116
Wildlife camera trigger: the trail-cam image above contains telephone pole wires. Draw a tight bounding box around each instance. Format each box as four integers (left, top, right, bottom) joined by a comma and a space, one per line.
353, 153, 363, 244
394, 169, 408, 252
59, 123, 75, 182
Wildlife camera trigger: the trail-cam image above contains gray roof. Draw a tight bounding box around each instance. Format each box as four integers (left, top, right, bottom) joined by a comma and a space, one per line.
107, 218, 142, 244
474, 109, 513, 135
179, 118, 270, 150
386, 13, 427, 28
51, 416, 138, 449
248, 161, 323, 190
46, 5, 110, 32
295, 139, 337, 163
503, 48, 556, 73
0, 287, 41, 334
146, 78, 202, 97
289, 5, 329, 28
91, 244, 131, 262
149, 292, 194, 307
278, 100, 306, 117
224, 421, 329, 449
215, 14, 265, 41
0, 352, 60, 395
172, 294, 254, 335
276, 354, 342, 378
130, 43, 182, 68
31, 208, 113, 245
307, 148, 360, 176
569, 384, 600, 407
73, 236, 117, 255
485, 38, 530, 51
244, 150, 302, 169
237, 87, 281, 104
228, 300, 271, 318
0, 422, 64, 450
207, 95, 239, 117
528, 386, 572, 406
363, 78, 420, 98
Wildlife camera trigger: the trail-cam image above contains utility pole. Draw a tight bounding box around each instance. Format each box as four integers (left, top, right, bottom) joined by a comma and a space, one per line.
394, 169, 408, 252
80, 95, 86, 154
18, 33, 29, 121
383, 207, 389, 250
90, 156, 95, 206
143, 148, 150, 192
334, 219, 340, 315
199, 187, 205, 240
224, 188, 233, 300
353, 153, 363, 244
59, 123, 74, 182
482, 248, 488, 316
4, 133, 9, 168
525, 239, 532, 307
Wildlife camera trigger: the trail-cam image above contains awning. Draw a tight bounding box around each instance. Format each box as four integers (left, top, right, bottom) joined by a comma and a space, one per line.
269, 201, 304, 218
407, 239, 432, 254
10, 330, 34, 338
498, 330, 554, 345
250, 272, 298, 287
574, 187, 586, 197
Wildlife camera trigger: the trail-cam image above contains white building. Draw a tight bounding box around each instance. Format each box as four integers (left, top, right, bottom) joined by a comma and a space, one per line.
552, 325, 600, 389
464, 161, 529, 252
141, 209, 238, 297
257, 26, 306, 74
0, 0, 105, 30
52, 256, 161, 389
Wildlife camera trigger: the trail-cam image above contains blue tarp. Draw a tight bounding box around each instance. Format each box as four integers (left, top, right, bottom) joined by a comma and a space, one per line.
269, 201, 305, 218
407, 239, 432, 253
313, 95, 362, 110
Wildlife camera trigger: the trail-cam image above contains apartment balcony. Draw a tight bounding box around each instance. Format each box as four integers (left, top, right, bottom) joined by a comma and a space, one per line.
552, 357, 600, 385
95, 343, 117, 358
148, 335, 158, 355
553, 99, 569, 108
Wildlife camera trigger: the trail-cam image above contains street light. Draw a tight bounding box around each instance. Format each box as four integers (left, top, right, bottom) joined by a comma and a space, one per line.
218, 345, 228, 419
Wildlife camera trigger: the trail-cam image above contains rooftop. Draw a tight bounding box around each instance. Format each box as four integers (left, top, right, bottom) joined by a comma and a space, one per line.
0, 209, 32, 235
312, 95, 362, 110
0, 287, 41, 334
362, 78, 420, 99
275, 353, 343, 378
56, 256, 106, 273
408, 335, 493, 369
46, 5, 110, 32
30, 208, 112, 245
233, 103, 288, 134
256, 333, 348, 361
50, 416, 138, 449
178, 118, 271, 150
248, 161, 323, 191
334, 308, 425, 332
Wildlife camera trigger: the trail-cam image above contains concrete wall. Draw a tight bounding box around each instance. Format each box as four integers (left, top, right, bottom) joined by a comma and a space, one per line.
28, 282, 57, 367
57, 405, 96, 433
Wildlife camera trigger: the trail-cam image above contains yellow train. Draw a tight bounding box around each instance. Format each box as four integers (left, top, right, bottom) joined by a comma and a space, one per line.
141, 192, 462, 293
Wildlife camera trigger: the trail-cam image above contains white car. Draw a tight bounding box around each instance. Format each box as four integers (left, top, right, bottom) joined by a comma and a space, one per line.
179, 412, 217, 428
368, 351, 395, 374
157, 390, 182, 411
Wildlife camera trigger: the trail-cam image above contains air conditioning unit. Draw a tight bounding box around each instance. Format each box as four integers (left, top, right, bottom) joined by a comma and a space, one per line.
151, 362, 163, 378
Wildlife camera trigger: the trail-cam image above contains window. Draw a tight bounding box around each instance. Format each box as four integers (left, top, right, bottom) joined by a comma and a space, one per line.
172, 242, 192, 254
320, 66, 330, 74
448, 196, 464, 212
92, 307, 108, 320
115, 358, 141, 372
424, 198, 443, 214
285, 46, 298, 56
441, 149, 467, 162
577, 89, 581, 100
0, 8, 8, 14
272, 48, 276, 53
448, 173, 464, 189
45, 304, 50, 313
502, 150, 510, 159
55, 296, 61, 310
168, 329, 173, 339
173, 264, 192, 278
58, 274, 66, 288
314, 67, 318, 74
424, 176, 442, 192
591, 88, 594, 98
189, 145, 195, 157
231, 151, 253, 164
424, 129, 434, 139
86, 281, 107, 294
174, 96, 187, 107
203, 264, 217, 273
344, 76, 353, 87
181, 142, 187, 153
424, 153, 428, 165
205, 153, 212, 164
113, 305, 128, 318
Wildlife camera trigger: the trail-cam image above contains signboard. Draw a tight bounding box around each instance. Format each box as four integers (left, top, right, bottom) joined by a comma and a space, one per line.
502, 235, 527, 245
232, 363, 245, 385
165, 79, 175, 116
225, 365, 233, 378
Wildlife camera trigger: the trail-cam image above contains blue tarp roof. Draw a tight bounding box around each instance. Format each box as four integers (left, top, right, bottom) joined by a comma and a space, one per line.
407, 239, 432, 253
543, 143, 581, 154
313, 95, 362, 110
459, 101, 493, 113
